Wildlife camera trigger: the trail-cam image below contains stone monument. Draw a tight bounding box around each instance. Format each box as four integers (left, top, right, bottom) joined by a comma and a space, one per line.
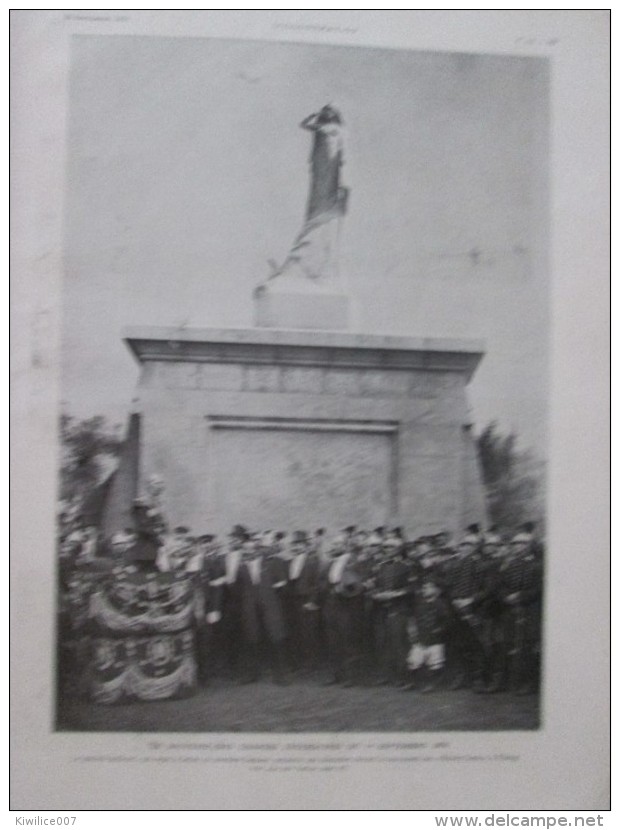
103, 107, 487, 537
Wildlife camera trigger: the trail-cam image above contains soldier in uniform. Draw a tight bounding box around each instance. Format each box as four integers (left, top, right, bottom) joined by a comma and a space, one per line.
443, 533, 486, 690
370, 535, 412, 686
495, 530, 543, 694
474, 530, 507, 693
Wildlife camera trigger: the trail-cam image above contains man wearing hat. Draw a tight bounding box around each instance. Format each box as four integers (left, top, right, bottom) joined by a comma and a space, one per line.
370, 534, 412, 686
192, 534, 222, 685
442, 533, 486, 690
209, 525, 248, 679
282, 530, 322, 673
472, 530, 509, 693
237, 535, 289, 685
320, 532, 370, 686
494, 530, 543, 695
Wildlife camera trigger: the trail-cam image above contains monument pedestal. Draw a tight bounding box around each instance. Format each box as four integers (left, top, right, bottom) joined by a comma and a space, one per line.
118, 326, 487, 537
255, 289, 349, 330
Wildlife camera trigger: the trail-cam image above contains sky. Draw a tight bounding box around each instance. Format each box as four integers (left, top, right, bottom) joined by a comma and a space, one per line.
61, 35, 549, 455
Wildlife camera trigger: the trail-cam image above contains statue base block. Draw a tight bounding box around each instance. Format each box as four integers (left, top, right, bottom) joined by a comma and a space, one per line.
255, 290, 349, 330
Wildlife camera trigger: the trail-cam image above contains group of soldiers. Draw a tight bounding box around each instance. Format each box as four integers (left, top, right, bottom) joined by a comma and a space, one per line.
60, 498, 544, 698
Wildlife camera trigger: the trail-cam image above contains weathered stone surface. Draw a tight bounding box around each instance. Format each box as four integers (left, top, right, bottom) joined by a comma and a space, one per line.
123, 326, 487, 537
359, 369, 411, 397
280, 367, 325, 394
323, 369, 361, 396
244, 366, 281, 392
210, 428, 393, 531
255, 290, 349, 330
196, 363, 244, 391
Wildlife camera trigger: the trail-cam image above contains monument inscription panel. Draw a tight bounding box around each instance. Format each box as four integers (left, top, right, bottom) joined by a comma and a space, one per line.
210, 422, 395, 532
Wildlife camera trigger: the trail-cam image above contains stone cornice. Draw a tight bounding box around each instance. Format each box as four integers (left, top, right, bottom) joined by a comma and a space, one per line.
123, 326, 484, 381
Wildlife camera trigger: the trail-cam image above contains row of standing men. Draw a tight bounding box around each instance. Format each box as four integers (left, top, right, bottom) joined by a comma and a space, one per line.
104, 518, 543, 695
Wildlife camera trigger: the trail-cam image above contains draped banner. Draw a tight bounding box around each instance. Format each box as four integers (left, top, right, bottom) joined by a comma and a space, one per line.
90, 631, 197, 704
71, 568, 198, 703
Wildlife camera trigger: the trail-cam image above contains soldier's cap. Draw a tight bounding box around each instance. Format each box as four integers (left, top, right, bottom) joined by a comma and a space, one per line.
199, 534, 215, 543
344, 525, 357, 534
315, 528, 326, 536
292, 530, 308, 543
174, 526, 190, 535
466, 523, 481, 534
521, 521, 536, 534
229, 524, 248, 539
275, 531, 286, 541
373, 526, 385, 535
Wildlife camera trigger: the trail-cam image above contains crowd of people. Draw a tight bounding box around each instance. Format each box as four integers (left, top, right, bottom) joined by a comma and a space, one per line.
57, 495, 544, 701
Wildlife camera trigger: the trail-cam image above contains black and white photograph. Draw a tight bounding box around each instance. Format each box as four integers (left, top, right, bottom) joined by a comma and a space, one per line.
55, 34, 548, 734
11, 9, 609, 811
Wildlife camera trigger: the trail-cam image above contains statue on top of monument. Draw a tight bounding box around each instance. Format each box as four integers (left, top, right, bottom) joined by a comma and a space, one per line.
302, 105, 347, 224
258, 105, 349, 292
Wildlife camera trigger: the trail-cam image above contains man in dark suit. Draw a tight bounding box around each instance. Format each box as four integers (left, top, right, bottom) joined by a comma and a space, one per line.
212, 525, 247, 679
237, 536, 289, 684
320, 533, 371, 686
494, 531, 543, 695
443, 534, 486, 690
283, 530, 322, 673
371, 536, 412, 686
